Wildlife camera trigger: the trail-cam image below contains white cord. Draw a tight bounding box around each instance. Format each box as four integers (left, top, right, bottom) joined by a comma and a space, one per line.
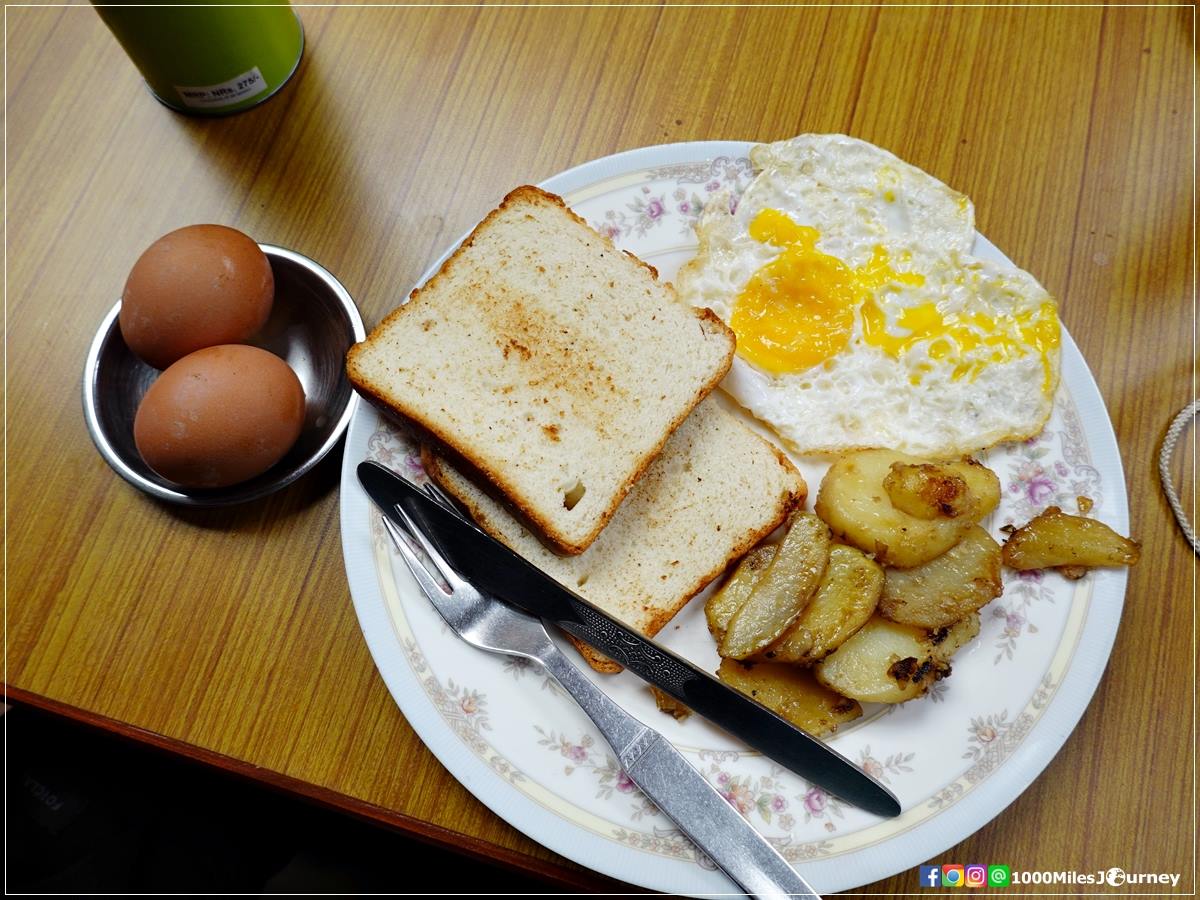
1158, 398, 1199, 555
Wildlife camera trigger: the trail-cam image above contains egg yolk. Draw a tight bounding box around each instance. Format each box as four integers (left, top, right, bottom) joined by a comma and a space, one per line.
862, 290, 1060, 390
730, 209, 923, 374
732, 208, 1061, 390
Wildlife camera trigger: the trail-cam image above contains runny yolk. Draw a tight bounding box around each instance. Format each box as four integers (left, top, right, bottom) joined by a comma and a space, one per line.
861, 294, 1061, 390
730, 209, 924, 374
731, 208, 1062, 390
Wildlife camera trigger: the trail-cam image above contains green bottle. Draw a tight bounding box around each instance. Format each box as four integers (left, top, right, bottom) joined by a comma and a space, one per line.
93, 1, 304, 116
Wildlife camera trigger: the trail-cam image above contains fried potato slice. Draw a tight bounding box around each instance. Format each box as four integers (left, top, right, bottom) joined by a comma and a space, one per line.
813, 614, 948, 704
717, 658, 861, 737
758, 545, 883, 665
930, 612, 981, 664
815, 450, 1000, 568
878, 525, 1003, 628
1056, 564, 1089, 580
884, 462, 976, 519
719, 513, 831, 660
705, 544, 777, 643
1001, 506, 1141, 572
649, 685, 692, 721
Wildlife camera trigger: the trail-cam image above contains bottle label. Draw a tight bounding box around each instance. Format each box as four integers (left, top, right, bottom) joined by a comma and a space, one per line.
174, 67, 268, 109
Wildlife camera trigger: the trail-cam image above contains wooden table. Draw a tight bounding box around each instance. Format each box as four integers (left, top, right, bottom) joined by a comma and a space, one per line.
8, 4, 1194, 893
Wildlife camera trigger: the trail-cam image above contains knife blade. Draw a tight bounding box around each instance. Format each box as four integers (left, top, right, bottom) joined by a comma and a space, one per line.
359, 460, 901, 818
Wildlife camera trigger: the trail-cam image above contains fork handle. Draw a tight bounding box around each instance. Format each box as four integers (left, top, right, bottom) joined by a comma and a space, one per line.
540, 647, 819, 900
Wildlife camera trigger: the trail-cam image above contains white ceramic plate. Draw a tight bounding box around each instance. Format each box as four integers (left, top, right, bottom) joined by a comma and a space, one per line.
339, 142, 1129, 895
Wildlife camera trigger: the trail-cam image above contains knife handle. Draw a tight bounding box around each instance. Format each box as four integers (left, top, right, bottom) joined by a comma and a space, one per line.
540, 646, 819, 900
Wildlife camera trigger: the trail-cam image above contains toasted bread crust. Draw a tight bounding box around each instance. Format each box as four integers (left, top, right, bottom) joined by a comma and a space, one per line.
346, 185, 735, 555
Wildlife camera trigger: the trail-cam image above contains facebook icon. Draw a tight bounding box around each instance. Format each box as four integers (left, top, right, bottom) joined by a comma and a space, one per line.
920, 866, 942, 888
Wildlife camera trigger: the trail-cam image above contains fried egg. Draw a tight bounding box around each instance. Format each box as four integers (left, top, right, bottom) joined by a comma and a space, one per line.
676, 134, 1060, 457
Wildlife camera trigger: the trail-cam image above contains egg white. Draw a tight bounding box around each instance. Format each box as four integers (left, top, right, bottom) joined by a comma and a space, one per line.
676, 134, 1059, 457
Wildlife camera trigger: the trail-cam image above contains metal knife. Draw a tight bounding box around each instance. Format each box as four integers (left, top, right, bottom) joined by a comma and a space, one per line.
358, 460, 901, 818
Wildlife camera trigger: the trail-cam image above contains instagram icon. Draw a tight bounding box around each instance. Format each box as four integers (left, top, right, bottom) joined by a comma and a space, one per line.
965, 866, 987, 888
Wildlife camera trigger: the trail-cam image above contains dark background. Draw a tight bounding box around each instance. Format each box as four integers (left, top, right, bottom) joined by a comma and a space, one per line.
6, 702, 571, 894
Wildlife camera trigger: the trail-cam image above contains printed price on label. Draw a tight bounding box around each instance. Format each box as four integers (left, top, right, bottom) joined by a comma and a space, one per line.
175, 67, 268, 109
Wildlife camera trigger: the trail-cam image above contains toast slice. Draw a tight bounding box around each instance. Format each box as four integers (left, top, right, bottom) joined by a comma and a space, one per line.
422, 395, 807, 672
346, 185, 735, 555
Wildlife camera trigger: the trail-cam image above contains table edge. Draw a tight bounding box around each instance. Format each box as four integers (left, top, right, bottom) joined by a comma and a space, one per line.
3, 683, 636, 893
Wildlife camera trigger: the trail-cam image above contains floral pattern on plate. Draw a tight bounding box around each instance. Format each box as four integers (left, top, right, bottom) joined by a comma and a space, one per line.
592, 155, 752, 240
397, 633, 526, 788
535, 727, 662, 820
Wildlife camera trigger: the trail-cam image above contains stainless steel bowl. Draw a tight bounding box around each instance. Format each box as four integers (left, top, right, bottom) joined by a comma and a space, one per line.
83, 244, 366, 505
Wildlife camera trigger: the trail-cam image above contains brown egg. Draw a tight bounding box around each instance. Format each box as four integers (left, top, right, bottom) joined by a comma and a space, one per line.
120, 224, 274, 369
134, 345, 306, 488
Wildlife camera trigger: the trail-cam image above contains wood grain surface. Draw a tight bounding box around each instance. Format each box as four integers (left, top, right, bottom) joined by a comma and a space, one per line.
7, 4, 1194, 894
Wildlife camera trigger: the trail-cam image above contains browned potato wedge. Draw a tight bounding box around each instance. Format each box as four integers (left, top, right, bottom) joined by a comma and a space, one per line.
649, 686, 692, 721
884, 462, 977, 519
717, 658, 861, 736
704, 544, 777, 643
813, 615, 948, 703
930, 612, 981, 664
1002, 506, 1141, 572
719, 513, 831, 660
759, 545, 883, 665
878, 525, 1003, 628
816, 450, 1000, 568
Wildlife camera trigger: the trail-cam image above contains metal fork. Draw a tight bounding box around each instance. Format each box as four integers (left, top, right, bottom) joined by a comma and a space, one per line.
380, 500, 819, 899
